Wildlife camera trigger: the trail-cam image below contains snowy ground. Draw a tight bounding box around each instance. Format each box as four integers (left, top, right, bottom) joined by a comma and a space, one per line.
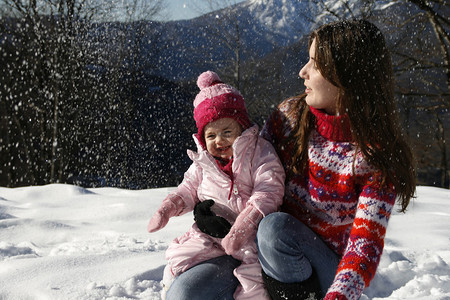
0, 184, 449, 300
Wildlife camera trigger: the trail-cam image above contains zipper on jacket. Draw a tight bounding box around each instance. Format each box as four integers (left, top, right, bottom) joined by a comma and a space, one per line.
229, 181, 238, 200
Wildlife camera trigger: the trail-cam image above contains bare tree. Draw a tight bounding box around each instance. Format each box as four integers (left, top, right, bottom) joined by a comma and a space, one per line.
0, 0, 165, 187
189, 0, 245, 90
1, 0, 83, 184
385, 0, 449, 187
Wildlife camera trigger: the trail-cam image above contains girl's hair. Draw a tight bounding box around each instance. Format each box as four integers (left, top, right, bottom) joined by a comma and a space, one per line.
286, 19, 416, 212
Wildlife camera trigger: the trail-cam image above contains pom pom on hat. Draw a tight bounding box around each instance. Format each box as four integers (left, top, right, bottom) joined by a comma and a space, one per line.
193, 71, 252, 148
193, 71, 232, 108
197, 71, 222, 90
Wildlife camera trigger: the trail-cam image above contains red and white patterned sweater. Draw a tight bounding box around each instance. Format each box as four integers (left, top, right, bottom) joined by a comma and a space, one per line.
261, 98, 396, 300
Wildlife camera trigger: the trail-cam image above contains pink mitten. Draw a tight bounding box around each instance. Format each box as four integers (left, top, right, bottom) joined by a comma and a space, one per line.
147, 194, 184, 233
221, 204, 263, 255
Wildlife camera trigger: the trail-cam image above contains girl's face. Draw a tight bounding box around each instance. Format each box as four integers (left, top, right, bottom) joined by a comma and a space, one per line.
204, 118, 242, 159
299, 38, 339, 115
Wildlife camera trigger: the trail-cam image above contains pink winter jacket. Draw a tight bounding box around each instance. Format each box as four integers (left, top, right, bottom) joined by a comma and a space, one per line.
165, 124, 285, 278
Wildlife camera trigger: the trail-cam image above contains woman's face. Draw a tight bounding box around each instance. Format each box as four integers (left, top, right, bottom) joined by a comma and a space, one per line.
204, 118, 242, 160
299, 39, 339, 115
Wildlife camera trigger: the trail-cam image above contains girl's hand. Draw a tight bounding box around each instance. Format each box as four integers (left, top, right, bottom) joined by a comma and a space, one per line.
147, 195, 184, 233
221, 204, 262, 255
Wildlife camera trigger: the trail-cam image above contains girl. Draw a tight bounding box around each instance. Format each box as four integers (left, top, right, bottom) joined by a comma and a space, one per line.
148, 71, 285, 299
257, 19, 416, 300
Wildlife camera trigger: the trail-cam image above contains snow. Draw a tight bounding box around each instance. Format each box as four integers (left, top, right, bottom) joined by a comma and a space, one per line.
0, 184, 449, 299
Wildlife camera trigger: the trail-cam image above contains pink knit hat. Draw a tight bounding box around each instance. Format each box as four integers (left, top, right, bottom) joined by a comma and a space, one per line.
193, 71, 252, 147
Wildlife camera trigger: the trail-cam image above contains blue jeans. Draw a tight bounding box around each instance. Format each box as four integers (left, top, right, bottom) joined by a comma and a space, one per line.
166, 255, 241, 300
256, 212, 340, 292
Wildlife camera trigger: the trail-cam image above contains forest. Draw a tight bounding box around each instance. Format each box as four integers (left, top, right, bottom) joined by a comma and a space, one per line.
0, 0, 449, 189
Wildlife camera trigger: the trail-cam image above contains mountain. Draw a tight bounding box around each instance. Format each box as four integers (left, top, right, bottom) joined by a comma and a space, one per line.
142, 0, 406, 81
88, 0, 401, 82
152, 0, 320, 80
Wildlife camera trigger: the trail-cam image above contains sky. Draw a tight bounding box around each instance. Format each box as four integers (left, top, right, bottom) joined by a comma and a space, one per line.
0, 184, 449, 299
163, 0, 246, 21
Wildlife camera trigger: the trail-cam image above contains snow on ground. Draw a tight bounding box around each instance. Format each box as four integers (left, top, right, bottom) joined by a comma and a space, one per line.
0, 184, 449, 299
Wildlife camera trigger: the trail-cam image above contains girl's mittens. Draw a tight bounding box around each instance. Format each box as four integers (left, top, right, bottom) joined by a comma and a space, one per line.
147, 195, 184, 233
221, 204, 263, 255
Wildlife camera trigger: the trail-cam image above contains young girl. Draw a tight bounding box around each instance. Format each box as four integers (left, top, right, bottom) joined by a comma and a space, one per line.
148, 71, 285, 300
257, 20, 416, 300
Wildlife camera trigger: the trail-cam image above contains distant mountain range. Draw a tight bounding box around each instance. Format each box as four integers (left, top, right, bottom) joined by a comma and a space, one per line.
90, 0, 399, 82
152, 0, 320, 80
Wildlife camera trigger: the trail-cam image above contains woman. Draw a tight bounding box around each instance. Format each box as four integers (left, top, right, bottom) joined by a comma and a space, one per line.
257, 19, 416, 300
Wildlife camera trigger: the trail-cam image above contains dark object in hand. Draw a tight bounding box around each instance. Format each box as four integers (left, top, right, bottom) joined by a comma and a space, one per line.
194, 200, 232, 238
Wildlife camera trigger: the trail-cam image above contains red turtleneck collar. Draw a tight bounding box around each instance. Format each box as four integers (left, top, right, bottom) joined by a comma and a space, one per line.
310, 107, 353, 142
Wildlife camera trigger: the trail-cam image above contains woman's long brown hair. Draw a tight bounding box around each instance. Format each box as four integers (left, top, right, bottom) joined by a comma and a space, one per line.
285, 20, 416, 212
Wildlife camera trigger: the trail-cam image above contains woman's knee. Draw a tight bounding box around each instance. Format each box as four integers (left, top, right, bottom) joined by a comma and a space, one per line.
257, 212, 296, 247
258, 212, 288, 236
